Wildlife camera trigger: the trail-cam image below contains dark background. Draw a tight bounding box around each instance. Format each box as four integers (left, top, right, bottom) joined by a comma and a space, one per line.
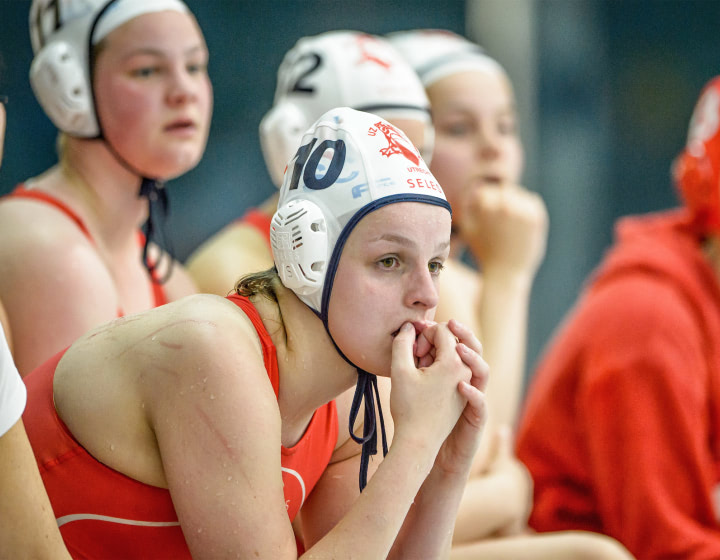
1, 0, 717, 389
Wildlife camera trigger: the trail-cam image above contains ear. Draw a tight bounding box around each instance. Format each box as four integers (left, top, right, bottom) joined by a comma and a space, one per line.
259, 101, 309, 188
29, 40, 99, 137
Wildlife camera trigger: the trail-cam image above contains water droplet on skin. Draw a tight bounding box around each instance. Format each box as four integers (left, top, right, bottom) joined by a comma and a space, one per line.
227, 476, 233, 481
110, 444, 115, 451
151, 336, 156, 341
210, 394, 215, 400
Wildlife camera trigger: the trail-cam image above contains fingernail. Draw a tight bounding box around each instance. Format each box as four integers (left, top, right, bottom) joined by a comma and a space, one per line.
402, 322, 413, 332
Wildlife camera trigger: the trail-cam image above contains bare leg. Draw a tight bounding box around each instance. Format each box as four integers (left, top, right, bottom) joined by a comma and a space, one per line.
451, 531, 634, 560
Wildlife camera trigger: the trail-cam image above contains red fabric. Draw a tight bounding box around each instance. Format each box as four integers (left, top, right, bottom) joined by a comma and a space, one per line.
516, 209, 720, 559
23, 295, 337, 559
6, 185, 167, 309
236, 207, 272, 248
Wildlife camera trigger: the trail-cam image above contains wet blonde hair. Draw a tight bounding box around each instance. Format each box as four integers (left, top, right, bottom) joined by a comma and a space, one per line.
234, 267, 280, 301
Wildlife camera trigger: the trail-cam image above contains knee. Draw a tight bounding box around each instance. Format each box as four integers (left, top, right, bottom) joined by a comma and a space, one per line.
563, 533, 634, 560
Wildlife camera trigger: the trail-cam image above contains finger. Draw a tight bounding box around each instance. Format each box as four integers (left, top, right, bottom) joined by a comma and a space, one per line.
414, 329, 433, 360
456, 343, 489, 392
418, 352, 434, 368
448, 319, 482, 355
458, 381, 487, 429
429, 323, 459, 360
391, 322, 417, 374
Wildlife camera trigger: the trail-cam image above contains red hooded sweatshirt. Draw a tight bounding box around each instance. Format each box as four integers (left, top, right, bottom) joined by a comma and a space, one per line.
517, 209, 720, 559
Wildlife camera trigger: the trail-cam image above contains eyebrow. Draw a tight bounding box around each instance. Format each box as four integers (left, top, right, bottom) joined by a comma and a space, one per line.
371, 233, 450, 253
122, 44, 207, 60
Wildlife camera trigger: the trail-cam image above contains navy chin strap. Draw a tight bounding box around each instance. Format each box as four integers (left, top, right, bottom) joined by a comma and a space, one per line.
348, 368, 389, 492
139, 177, 174, 285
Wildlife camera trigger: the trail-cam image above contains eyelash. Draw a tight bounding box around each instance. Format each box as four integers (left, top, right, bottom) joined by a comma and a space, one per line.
377, 257, 445, 274
130, 61, 207, 78
428, 261, 445, 274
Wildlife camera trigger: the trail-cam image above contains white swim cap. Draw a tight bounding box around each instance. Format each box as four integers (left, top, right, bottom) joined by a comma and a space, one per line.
387, 29, 505, 88
271, 106, 450, 318
260, 30, 433, 187
29, 0, 189, 137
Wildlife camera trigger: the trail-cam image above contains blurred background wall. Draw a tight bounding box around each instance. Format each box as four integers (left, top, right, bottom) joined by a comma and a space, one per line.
0, 0, 718, 389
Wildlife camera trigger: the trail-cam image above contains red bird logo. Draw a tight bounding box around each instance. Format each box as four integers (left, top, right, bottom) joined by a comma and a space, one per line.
374, 121, 420, 165
355, 35, 392, 70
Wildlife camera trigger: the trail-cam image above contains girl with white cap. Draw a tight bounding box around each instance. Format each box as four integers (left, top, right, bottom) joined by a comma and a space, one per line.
187, 30, 433, 297
0, 0, 211, 375
389, 30, 633, 560
23, 107, 487, 559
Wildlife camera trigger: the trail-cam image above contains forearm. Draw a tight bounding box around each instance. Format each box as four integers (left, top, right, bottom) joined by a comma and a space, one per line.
0, 421, 72, 560
477, 267, 533, 428
390, 458, 473, 559
302, 439, 436, 560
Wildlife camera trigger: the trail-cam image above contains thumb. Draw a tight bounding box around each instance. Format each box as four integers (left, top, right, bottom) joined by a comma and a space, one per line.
391, 322, 417, 375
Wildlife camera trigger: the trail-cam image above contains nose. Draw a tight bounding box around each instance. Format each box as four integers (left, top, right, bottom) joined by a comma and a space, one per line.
476, 124, 500, 160
166, 64, 198, 106
404, 265, 439, 311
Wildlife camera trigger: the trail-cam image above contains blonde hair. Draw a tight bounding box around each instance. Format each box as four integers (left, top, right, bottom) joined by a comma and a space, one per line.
234, 267, 280, 301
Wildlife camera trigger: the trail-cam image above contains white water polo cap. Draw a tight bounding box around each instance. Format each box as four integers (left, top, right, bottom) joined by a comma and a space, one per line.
271, 107, 450, 319
29, 0, 188, 137
260, 30, 433, 187
387, 29, 505, 88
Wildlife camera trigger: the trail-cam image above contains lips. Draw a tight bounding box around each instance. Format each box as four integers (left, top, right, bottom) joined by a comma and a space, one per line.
164, 118, 197, 134
390, 321, 427, 338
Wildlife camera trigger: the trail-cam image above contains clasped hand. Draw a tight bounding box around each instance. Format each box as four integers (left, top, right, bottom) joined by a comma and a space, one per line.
390, 319, 489, 473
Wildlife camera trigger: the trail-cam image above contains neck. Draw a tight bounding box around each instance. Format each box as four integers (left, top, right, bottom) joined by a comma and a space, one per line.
32, 135, 149, 250
251, 283, 357, 445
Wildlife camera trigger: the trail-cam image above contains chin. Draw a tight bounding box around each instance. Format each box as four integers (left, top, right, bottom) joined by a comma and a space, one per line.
151, 151, 204, 180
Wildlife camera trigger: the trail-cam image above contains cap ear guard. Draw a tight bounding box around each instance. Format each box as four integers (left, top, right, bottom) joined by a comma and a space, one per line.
29, 39, 99, 137
674, 145, 720, 231
673, 78, 720, 233
270, 198, 330, 312
259, 101, 310, 188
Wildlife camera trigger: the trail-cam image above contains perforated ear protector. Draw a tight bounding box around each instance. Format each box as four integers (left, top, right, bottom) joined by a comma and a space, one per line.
29, 0, 115, 138
673, 76, 720, 233
270, 198, 329, 310
30, 39, 98, 137
259, 101, 311, 188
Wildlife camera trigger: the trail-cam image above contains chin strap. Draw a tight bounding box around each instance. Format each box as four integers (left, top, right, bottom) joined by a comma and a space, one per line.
348, 369, 389, 492
138, 177, 174, 285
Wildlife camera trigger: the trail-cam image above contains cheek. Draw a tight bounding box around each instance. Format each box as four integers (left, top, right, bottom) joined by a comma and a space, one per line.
508, 140, 525, 182
198, 78, 214, 127
430, 138, 472, 207
96, 80, 156, 136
